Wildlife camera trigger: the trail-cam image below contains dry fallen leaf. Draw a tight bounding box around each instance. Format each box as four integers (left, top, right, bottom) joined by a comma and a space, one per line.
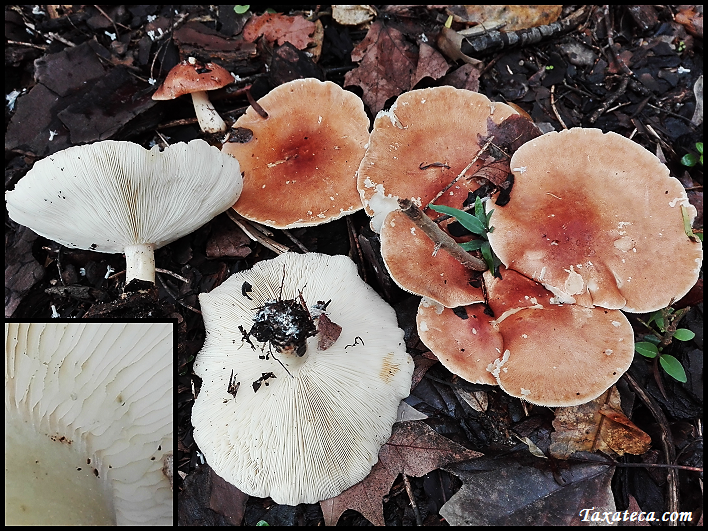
345, 21, 449, 115
446, 5, 563, 31
441, 453, 615, 525
550, 386, 652, 458
320, 420, 482, 526
332, 5, 376, 26
242, 13, 316, 50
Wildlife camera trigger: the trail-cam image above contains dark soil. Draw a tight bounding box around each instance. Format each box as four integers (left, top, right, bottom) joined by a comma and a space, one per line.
5, 5, 703, 526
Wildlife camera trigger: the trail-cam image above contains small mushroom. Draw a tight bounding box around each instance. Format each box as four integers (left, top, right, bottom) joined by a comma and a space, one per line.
192, 252, 414, 505
223, 78, 370, 228
487, 128, 703, 313
152, 57, 233, 133
6, 139, 243, 284
5, 322, 173, 525
356, 87, 522, 307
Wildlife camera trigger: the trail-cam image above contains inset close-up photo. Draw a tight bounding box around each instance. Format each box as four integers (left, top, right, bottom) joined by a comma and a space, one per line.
5, 322, 174, 525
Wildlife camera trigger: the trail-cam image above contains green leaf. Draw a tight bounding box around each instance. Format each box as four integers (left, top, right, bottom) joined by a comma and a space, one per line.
659, 355, 687, 383
255, 520, 270, 526
697, 142, 703, 155
459, 240, 485, 251
635, 342, 659, 358
672, 328, 695, 341
480, 241, 496, 275
681, 153, 699, 167
428, 204, 487, 236
474, 197, 484, 219
233, 5, 250, 14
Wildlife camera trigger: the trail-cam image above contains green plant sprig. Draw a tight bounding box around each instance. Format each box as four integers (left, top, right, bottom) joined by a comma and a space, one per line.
635, 306, 694, 383
428, 197, 501, 276
680, 141, 702, 167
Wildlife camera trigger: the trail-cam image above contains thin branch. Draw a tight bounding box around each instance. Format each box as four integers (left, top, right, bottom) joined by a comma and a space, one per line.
398, 199, 487, 272
226, 210, 290, 254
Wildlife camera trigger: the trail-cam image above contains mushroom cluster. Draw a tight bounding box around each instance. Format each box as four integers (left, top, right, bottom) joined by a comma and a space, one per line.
192, 252, 414, 505
6, 139, 243, 285
355, 88, 701, 407
5, 322, 173, 525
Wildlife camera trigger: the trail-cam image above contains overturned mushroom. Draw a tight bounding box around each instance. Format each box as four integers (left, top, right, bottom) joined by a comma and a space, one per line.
487, 128, 702, 313
223, 78, 370, 228
5, 140, 242, 284
5, 322, 173, 525
192, 252, 413, 504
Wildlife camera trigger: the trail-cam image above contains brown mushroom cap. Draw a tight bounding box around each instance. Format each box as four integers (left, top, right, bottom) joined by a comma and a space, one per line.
357, 87, 519, 306
381, 210, 485, 307
487, 128, 702, 313
490, 304, 634, 407
484, 267, 635, 407
152, 60, 233, 100
223, 78, 370, 228
416, 297, 500, 385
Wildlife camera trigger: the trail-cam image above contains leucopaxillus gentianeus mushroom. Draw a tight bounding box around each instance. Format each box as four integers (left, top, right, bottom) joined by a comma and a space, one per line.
152, 57, 233, 134
487, 128, 702, 313
192, 252, 414, 504
5, 139, 243, 285
5, 322, 173, 525
222, 78, 370, 229
356, 86, 540, 308
416, 127, 700, 406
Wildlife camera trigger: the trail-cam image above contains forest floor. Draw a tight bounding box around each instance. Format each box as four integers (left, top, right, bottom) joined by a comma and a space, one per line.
5, 5, 703, 526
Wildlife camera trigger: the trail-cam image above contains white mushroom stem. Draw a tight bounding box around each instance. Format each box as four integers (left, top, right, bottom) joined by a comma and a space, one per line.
191, 91, 227, 133
124, 243, 156, 284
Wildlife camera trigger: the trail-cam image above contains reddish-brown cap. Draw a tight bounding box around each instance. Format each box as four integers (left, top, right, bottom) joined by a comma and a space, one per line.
223, 78, 369, 228
416, 298, 501, 385
487, 128, 703, 313
357, 87, 520, 306
381, 210, 485, 307
152, 59, 232, 100
484, 267, 635, 407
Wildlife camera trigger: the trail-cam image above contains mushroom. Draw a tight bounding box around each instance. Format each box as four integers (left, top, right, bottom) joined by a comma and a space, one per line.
192, 252, 414, 505
5, 322, 173, 525
152, 57, 233, 134
487, 128, 703, 313
222, 78, 370, 228
356, 86, 524, 307
5, 139, 243, 284
416, 297, 501, 385
484, 268, 635, 406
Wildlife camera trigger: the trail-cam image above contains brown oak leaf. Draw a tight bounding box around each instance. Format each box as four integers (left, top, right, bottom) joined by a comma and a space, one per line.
344, 21, 419, 115
242, 13, 316, 50
320, 420, 482, 526
550, 386, 652, 458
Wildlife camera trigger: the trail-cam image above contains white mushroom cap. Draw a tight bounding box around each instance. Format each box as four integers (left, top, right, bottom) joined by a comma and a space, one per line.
192, 252, 414, 505
5, 322, 173, 525
5, 139, 243, 283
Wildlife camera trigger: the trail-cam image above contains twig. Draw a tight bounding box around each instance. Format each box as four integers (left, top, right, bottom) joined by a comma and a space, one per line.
155, 268, 189, 283
156, 273, 202, 314
246, 89, 268, 118
280, 229, 309, 253
398, 199, 487, 272
426, 137, 494, 208
623, 372, 679, 524
550, 85, 568, 129
460, 5, 591, 55
589, 76, 629, 124
402, 474, 423, 526
226, 210, 290, 254
346, 216, 366, 282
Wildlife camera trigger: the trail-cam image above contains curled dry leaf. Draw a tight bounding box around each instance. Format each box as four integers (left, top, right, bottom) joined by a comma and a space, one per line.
550, 386, 652, 458
242, 13, 316, 50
